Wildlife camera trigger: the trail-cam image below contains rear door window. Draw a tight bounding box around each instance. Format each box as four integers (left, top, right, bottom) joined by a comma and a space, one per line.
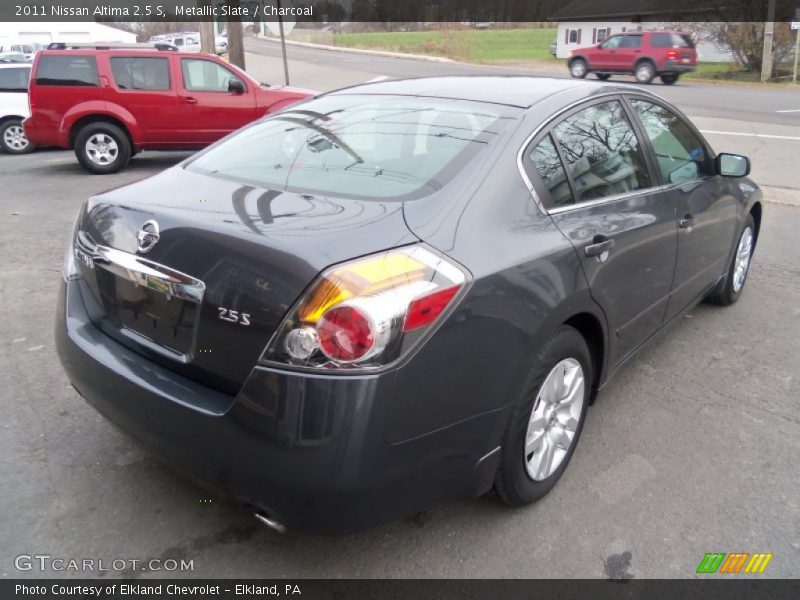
550, 100, 651, 202
35, 55, 99, 86
110, 57, 171, 91
620, 35, 643, 49
0, 67, 30, 91
629, 99, 711, 184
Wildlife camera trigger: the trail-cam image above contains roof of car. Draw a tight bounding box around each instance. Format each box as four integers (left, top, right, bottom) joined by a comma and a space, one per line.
328, 76, 644, 109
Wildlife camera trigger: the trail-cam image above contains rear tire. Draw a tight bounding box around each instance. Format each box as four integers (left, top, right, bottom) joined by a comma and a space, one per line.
0, 118, 36, 154
596, 73, 612, 81
74, 122, 131, 174
493, 326, 592, 505
660, 74, 679, 85
634, 60, 656, 84
569, 58, 588, 79
706, 215, 755, 306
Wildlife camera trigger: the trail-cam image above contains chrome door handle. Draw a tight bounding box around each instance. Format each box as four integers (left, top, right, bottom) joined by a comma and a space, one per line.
584, 236, 615, 257
184, 97, 198, 104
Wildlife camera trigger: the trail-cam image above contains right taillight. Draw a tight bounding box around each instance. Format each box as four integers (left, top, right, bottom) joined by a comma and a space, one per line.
261, 245, 470, 371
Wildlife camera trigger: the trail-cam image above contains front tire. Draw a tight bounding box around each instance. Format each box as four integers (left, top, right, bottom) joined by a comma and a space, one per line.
74, 122, 131, 174
634, 60, 655, 84
0, 118, 36, 154
569, 58, 588, 79
494, 326, 592, 505
706, 215, 755, 306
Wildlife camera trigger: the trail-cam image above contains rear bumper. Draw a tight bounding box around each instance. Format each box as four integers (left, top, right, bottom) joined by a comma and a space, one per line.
23, 115, 68, 148
56, 278, 503, 534
661, 61, 697, 74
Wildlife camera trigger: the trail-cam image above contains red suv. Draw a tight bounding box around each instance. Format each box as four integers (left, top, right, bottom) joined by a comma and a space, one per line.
567, 31, 697, 85
24, 44, 315, 173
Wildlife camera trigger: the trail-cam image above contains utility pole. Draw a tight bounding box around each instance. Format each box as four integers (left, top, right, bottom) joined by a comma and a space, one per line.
278, 0, 290, 85
227, 0, 246, 69
760, 0, 776, 82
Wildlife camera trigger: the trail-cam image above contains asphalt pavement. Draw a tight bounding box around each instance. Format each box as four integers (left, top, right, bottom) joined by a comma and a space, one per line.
0, 43, 798, 579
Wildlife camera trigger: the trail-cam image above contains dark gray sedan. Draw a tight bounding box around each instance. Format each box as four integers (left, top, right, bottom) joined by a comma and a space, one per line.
57, 77, 761, 534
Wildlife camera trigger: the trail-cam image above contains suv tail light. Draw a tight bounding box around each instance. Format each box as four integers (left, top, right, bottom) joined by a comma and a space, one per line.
666, 49, 678, 60
261, 245, 470, 371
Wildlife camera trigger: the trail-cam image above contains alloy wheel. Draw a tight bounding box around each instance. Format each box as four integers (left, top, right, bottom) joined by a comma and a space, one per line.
524, 358, 585, 481
733, 226, 753, 293
3, 125, 29, 151
85, 133, 119, 166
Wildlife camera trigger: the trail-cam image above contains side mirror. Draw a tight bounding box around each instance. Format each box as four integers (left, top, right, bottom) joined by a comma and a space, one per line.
716, 153, 750, 177
228, 79, 245, 94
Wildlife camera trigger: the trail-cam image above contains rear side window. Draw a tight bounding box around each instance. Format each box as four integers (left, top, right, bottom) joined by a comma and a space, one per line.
651, 33, 694, 48
181, 58, 244, 92
0, 67, 30, 91
630, 99, 711, 184
619, 35, 642, 49
651, 33, 673, 47
110, 57, 170, 91
549, 100, 651, 203
526, 134, 573, 208
36, 55, 99, 87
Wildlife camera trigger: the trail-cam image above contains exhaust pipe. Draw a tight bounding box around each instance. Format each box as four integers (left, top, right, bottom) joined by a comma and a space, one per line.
254, 511, 287, 533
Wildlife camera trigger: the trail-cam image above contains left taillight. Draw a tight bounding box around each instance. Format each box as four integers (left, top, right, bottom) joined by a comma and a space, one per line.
261, 245, 470, 371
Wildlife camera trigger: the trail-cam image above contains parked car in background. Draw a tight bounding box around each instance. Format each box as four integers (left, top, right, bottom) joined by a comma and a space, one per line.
550, 39, 557, 58
56, 77, 761, 534
0, 63, 35, 154
0, 52, 30, 63
0, 42, 45, 61
23, 44, 314, 173
568, 30, 697, 84
149, 32, 228, 55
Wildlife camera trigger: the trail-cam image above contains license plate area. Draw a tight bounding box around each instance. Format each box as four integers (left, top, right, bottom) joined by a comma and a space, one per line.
96, 269, 199, 358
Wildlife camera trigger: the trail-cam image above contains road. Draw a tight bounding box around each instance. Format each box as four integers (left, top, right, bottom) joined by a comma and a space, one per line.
244, 38, 800, 191
0, 42, 798, 580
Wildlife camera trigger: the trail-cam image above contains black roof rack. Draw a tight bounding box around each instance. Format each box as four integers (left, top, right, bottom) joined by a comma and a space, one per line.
46, 42, 178, 52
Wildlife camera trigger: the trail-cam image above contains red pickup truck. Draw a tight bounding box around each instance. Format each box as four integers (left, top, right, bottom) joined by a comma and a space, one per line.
24, 44, 315, 173
567, 31, 697, 85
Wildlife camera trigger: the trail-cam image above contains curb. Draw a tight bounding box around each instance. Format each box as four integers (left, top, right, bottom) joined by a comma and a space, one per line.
252, 35, 454, 63
761, 185, 800, 207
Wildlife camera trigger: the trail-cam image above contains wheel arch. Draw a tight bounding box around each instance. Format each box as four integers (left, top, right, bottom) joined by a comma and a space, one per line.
634, 56, 657, 70
749, 201, 762, 248
69, 114, 135, 151
0, 114, 26, 126
563, 312, 606, 404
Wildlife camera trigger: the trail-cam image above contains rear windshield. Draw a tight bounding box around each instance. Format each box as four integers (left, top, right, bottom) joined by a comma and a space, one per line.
186, 95, 517, 201
35, 55, 99, 87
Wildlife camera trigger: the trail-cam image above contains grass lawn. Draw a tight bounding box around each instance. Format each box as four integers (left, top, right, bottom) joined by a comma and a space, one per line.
332, 28, 557, 63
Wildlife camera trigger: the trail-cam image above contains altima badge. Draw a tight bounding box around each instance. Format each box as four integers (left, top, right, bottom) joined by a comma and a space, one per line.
136, 219, 160, 254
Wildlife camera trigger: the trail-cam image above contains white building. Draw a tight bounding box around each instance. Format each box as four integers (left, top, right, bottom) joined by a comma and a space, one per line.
0, 21, 137, 52
553, 21, 734, 62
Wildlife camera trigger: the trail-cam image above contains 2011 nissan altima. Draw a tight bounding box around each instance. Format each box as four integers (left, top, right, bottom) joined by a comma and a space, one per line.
57, 77, 762, 534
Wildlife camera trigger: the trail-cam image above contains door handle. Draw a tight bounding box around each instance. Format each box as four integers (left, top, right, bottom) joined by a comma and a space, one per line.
679, 213, 695, 229
183, 97, 198, 104
584, 235, 615, 257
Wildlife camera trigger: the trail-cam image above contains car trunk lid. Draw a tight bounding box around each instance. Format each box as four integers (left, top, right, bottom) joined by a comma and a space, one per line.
73, 166, 418, 394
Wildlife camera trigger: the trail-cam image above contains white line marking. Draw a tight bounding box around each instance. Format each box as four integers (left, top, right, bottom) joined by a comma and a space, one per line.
775, 109, 800, 113
699, 130, 800, 141
366, 75, 388, 83
12, 337, 25, 343
27, 345, 44, 351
